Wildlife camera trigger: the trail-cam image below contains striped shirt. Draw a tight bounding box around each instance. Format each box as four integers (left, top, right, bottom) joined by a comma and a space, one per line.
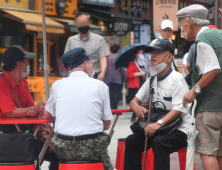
64, 32, 110, 74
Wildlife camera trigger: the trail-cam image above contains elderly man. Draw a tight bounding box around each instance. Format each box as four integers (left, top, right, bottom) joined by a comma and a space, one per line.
149, 20, 177, 76
124, 39, 191, 170
64, 12, 110, 81
43, 47, 113, 170
0, 45, 59, 170
177, 5, 222, 170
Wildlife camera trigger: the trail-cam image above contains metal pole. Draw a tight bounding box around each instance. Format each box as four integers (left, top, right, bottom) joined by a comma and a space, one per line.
41, 0, 50, 101
215, 0, 219, 28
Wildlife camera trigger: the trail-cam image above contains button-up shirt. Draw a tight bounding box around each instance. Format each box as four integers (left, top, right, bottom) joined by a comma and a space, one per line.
195, 26, 221, 74
0, 71, 34, 118
64, 32, 110, 74
45, 71, 113, 136
136, 69, 191, 134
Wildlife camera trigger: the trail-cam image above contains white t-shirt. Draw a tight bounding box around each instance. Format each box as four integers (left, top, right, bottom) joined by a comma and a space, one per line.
45, 71, 113, 136
136, 69, 191, 134
182, 53, 188, 77
196, 26, 221, 75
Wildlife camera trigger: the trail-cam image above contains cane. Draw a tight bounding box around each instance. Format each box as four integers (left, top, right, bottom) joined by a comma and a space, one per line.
142, 87, 154, 170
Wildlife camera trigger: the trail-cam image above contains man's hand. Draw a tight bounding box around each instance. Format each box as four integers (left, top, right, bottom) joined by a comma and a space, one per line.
144, 123, 162, 137
98, 73, 105, 81
134, 105, 148, 120
27, 110, 39, 118
36, 102, 46, 115
183, 88, 197, 108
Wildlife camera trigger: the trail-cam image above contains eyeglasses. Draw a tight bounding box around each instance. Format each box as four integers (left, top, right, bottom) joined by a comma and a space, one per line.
162, 29, 173, 33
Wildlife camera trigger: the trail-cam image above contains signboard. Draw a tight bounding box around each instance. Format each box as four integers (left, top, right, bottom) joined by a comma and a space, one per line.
35, 0, 77, 18
174, 58, 183, 68
133, 25, 140, 43
119, 0, 149, 17
130, 31, 134, 44
208, 7, 222, 24
113, 19, 130, 36
140, 24, 151, 45
0, 0, 29, 10
153, 0, 178, 31
81, 0, 115, 7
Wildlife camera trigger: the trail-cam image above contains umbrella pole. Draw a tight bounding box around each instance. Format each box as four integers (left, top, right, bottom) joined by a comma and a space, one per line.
41, 0, 49, 101
142, 88, 154, 170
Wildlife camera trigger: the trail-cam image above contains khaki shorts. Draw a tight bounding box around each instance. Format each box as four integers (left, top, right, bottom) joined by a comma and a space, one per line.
195, 111, 222, 156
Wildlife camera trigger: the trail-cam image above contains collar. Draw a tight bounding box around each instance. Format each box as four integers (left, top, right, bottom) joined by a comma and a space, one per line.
196, 26, 209, 41
79, 31, 91, 41
69, 71, 89, 77
2, 71, 20, 88
157, 68, 172, 81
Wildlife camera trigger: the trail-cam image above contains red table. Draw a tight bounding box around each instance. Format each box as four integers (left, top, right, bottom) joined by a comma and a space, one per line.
0, 117, 55, 170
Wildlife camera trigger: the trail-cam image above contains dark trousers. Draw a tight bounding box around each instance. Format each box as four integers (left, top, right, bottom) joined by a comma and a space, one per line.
127, 88, 139, 119
108, 82, 122, 110
124, 129, 187, 170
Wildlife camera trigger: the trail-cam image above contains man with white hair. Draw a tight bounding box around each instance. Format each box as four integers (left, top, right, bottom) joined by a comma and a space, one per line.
43, 47, 113, 170
177, 5, 222, 170
149, 20, 177, 76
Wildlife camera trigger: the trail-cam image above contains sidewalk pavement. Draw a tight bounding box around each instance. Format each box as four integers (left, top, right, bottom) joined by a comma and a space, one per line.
41, 104, 203, 170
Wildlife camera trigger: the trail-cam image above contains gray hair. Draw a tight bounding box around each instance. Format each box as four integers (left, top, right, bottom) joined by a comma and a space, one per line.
186, 17, 209, 26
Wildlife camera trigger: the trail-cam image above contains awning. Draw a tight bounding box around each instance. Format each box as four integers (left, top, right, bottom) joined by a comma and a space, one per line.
1, 9, 65, 34
50, 17, 102, 33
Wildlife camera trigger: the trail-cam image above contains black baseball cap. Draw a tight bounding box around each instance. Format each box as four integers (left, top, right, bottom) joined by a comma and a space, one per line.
145, 39, 175, 55
62, 47, 95, 70
2, 45, 36, 66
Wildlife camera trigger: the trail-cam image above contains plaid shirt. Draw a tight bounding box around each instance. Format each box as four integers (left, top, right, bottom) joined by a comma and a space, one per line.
64, 32, 110, 74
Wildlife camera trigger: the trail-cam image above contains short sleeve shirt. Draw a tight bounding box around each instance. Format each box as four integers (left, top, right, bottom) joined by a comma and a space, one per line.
136, 69, 191, 134
45, 71, 113, 136
0, 71, 34, 118
196, 26, 221, 74
64, 32, 110, 74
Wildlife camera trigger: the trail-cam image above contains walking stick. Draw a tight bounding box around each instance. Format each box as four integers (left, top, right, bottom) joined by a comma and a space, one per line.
142, 87, 154, 170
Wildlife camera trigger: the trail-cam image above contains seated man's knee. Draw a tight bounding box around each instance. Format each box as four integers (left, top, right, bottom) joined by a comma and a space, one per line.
152, 137, 165, 150
125, 134, 137, 147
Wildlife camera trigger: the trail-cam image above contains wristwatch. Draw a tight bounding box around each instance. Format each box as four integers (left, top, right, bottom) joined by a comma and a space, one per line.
157, 119, 164, 127
194, 84, 201, 94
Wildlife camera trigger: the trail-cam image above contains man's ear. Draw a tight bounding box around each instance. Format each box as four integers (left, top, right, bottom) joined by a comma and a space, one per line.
168, 54, 173, 63
17, 61, 21, 67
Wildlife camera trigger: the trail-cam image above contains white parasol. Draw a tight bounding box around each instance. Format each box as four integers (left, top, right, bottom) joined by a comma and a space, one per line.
186, 99, 198, 170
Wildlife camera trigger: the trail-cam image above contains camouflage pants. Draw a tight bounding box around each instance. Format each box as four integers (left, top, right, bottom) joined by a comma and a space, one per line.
52, 132, 113, 170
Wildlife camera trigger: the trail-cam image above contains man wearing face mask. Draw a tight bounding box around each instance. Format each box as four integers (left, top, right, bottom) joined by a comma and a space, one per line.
0, 45, 59, 169
64, 12, 110, 81
124, 39, 191, 170
0, 45, 45, 119
149, 20, 178, 76
177, 5, 222, 170
43, 47, 114, 170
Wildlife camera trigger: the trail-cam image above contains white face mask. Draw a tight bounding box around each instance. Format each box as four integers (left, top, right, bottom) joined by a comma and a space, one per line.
151, 55, 169, 74
181, 20, 190, 40
20, 62, 30, 78
87, 62, 95, 78
137, 54, 145, 66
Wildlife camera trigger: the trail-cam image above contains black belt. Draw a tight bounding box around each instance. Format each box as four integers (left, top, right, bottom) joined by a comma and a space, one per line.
57, 132, 103, 141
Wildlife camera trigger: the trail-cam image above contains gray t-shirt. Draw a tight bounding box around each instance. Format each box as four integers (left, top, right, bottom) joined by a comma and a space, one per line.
186, 44, 196, 65
64, 32, 110, 74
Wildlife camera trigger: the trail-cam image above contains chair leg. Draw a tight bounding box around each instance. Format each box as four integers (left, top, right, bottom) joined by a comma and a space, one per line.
178, 151, 186, 170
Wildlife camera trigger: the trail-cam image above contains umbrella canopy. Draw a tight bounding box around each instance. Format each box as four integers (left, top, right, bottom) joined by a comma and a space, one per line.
186, 99, 198, 170
114, 43, 146, 69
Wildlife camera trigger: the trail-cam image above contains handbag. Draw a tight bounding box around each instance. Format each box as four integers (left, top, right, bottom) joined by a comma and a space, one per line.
130, 75, 183, 135
0, 131, 38, 163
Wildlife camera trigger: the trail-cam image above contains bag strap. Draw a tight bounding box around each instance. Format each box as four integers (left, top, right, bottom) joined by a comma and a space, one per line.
1, 74, 22, 108
172, 60, 179, 72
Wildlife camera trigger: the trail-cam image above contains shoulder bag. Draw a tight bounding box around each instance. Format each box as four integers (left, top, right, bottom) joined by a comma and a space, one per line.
130, 75, 183, 135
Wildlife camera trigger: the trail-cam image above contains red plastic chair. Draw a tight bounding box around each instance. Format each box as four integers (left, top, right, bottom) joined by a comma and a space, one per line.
59, 160, 104, 170
115, 138, 196, 170
0, 163, 35, 170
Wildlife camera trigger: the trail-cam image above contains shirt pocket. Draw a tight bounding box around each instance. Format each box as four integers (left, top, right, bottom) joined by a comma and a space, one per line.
163, 97, 172, 102
85, 47, 99, 57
